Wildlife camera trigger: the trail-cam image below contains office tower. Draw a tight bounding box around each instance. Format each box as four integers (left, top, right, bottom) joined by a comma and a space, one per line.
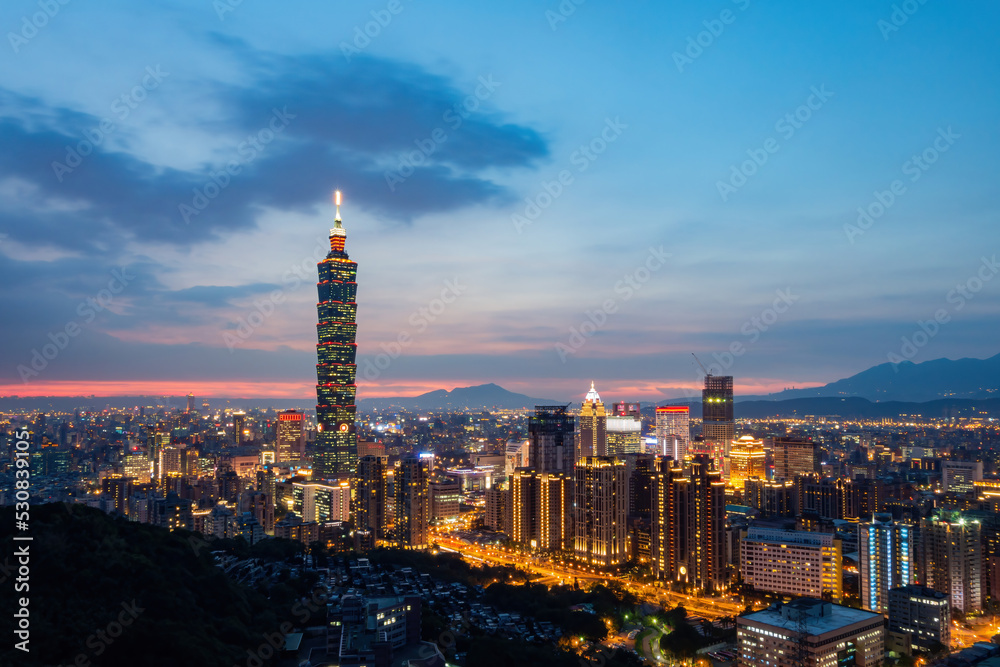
429, 479, 462, 522
276, 410, 305, 462
655, 406, 690, 459
607, 414, 642, 456
315, 191, 359, 480
859, 514, 915, 613
941, 460, 983, 493
740, 527, 843, 601
729, 435, 765, 489
738, 599, 885, 667
293, 480, 351, 524
394, 457, 430, 548
529, 406, 575, 474
918, 513, 982, 614
186, 393, 195, 413
772, 437, 819, 481
743, 479, 795, 517
701, 375, 733, 475
122, 451, 151, 483
887, 585, 950, 654
511, 469, 571, 551
574, 456, 628, 568
577, 382, 607, 460
651, 456, 726, 592
232, 411, 248, 444
355, 455, 391, 540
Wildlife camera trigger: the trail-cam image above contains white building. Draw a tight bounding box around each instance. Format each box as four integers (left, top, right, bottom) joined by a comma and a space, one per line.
740, 527, 843, 601
738, 599, 884, 667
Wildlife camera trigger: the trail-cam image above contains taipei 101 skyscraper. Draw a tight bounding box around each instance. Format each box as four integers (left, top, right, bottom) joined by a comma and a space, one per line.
315, 191, 358, 480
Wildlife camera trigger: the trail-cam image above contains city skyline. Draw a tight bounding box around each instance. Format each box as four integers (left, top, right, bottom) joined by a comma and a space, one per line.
1, 2, 998, 403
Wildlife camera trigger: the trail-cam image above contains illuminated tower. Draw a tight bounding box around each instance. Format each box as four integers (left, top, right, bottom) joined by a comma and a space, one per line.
315, 191, 359, 480
577, 381, 607, 460
276, 410, 305, 462
656, 405, 690, 459
701, 375, 733, 475
729, 435, 766, 489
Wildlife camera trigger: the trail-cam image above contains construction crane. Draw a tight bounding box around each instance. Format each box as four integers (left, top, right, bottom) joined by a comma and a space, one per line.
691, 353, 712, 377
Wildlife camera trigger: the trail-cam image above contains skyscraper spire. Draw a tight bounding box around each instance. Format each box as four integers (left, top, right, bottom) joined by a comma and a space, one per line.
329, 190, 347, 254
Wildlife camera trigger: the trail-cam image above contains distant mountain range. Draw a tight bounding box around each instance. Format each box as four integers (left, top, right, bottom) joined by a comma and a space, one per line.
739, 353, 1000, 403
3, 354, 997, 414
663, 397, 1000, 420
358, 383, 561, 411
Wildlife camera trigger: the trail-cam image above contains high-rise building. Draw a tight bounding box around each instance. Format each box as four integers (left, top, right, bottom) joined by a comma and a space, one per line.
186, 393, 195, 413
887, 585, 950, 654
655, 406, 690, 460
577, 382, 607, 460
484, 485, 509, 534
315, 191, 359, 480
607, 415, 642, 456
355, 455, 391, 541
772, 437, 819, 481
859, 514, 915, 613
743, 479, 796, 518
529, 406, 575, 475
738, 599, 885, 667
729, 435, 765, 489
701, 375, 733, 475
941, 460, 983, 493
511, 469, 572, 552
232, 411, 247, 444
918, 513, 982, 614
504, 438, 530, 478
574, 456, 628, 568
394, 457, 430, 548
651, 456, 726, 592
276, 410, 305, 462
293, 480, 350, 524
429, 479, 462, 522
627, 454, 656, 563
740, 527, 843, 601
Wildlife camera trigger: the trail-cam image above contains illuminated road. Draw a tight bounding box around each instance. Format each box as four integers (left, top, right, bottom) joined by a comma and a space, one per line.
431, 531, 750, 621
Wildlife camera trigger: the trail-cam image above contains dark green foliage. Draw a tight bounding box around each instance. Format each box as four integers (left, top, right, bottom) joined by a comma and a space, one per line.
658, 615, 706, 661
363, 547, 527, 587
0, 504, 312, 667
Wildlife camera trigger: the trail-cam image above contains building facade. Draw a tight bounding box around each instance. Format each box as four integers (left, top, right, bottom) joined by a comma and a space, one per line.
702, 375, 734, 475
655, 406, 689, 460
577, 382, 607, 460
740, 527, 843, 601
729, 435, 766, 488
859, 514, 915, 613
574, 456, 628, 568
276, 410, 305, 462
918, 513, 982, 614
738, 599, 884, 667
651, 456, 726, 592
887, 585, 950, 654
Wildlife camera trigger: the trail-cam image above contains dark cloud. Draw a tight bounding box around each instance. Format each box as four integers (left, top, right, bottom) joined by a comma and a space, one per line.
0, 43, 548, 254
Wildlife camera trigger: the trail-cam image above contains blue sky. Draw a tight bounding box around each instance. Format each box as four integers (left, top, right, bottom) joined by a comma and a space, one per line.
1, 0, 998, 401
